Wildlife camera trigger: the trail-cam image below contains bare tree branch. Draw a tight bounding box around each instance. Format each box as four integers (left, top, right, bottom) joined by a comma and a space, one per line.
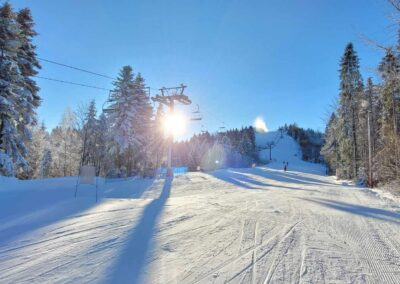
388, 0, 400, 12
359, 33, 390, 52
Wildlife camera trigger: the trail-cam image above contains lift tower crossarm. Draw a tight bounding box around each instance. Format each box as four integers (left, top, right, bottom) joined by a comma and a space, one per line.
151, 84, 192, 176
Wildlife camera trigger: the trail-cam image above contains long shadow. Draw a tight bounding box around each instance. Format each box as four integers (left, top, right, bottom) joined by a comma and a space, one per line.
211, 170, 269, 189
210, 170, 321, 193
107, 177, 172, 284
270, 171, 336, 187
103, 178, 155, 199
248, 167, 339, 187
233, 167, 315, 186
0, 186, 96, 247
276, 170, 340, 186
302, 198, 400, 226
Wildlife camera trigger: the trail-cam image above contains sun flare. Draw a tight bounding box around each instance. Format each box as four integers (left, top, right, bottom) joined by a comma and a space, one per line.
163, 111, 186, 138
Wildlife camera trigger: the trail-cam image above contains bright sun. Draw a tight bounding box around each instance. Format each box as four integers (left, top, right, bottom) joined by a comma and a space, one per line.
163, 111, 186, 138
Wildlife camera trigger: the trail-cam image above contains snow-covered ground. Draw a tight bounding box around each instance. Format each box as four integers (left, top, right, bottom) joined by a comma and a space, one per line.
0, 133, 399, 283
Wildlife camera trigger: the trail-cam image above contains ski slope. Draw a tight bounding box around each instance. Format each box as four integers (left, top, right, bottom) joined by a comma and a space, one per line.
0, 133, 399, 283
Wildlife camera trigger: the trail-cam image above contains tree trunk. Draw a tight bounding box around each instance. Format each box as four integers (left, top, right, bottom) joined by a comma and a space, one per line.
352, 106, 358, 179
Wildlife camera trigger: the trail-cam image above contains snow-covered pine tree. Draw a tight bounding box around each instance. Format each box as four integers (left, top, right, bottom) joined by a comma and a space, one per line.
16, 8, 40, 107
40, 147, 52, 178
321, 113, 339, 174
0, 3, 26, 176
80, 100, 98, 167
95, 113, 109, 176
238, 131, 253, 160
355, 78, 380, 183
188, 133, 209, 170
27, 122, 48, 178
50, 108, 81, 176
108, 66, 140, 152
376, 48, 400, 182
15, 7, 41, 141
378, 49, 400, 138
133, 73, 153, 172
337, 43, 364, 179
133, 73, 153, 140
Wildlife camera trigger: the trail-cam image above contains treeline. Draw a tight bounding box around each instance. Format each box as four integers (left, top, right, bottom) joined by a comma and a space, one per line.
322, 40, 400, 186
281, 124, 324, 163
25, 115, 259, 178
20, 66, 165, 179
172, 127, 258, 171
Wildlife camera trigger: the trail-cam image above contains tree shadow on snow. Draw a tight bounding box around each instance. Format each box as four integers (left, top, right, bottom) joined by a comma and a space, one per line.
0, 185, 97, 246
302, 198, 400, 226
102, 178, 155, 199
211, 170, 269, 189
210, 169, 321, 193
248, 167, 339, 187
107, 177, 172, 284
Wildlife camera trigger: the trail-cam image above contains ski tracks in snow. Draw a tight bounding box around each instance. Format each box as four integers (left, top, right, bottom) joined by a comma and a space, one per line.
1, 167, 400, 283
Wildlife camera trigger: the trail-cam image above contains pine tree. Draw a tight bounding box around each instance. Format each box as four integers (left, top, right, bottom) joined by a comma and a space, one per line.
133, 73, 153, 144
376, 49, 400, 181
0, 4, 40, 176
27, 122, 48, 178
40, 148, 52, 178
108, 66, 140, 151
95, 113, 108, 175
378, 49, 400, 137
132, 73, 153, 172
337, 43, 364, 179
16, 7, 41, 136
80, 100, 98, 166
322, 113, 338, 173
16, 8, 40, 107
0, 3, 26, 176
50, 108, 81, 176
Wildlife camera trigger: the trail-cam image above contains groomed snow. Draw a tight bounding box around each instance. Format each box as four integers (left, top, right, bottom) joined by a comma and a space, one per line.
0, 133, 399, 283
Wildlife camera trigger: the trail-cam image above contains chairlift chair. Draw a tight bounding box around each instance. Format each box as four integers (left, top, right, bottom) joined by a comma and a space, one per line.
200, 125, 207, 134
190, 104, 203, 121
102, 90, 118, 114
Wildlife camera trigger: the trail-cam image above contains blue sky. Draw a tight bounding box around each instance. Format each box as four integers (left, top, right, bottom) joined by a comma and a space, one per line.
11, 0, 398, 137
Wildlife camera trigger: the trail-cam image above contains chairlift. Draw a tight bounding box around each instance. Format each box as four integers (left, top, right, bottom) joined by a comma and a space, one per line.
218, 122, 226, 132
216, 123, 230, 146
190, 104, 202, 121
102, 90, 118, 114
193, 104, 200, 114
201, 125, 207, 133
